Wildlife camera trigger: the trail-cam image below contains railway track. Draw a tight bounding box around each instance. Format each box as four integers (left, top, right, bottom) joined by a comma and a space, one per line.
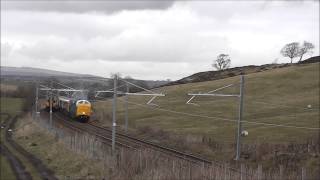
88, 121, 213, 164
86, 120, 248, 175
54, 113, 207, 164
41, 112, 132, 149
50, 112, 211, 165
41, 111, 247, 175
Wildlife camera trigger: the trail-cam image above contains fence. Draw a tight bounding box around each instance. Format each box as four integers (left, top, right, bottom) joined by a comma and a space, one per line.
32, 112, 316, 180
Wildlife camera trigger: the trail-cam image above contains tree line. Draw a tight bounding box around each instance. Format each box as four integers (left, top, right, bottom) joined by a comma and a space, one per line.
212, 41, 315, 71
280, 41, 314, 64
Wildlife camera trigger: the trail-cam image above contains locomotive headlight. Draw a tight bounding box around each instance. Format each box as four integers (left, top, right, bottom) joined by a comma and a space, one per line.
241, 130, 248, 137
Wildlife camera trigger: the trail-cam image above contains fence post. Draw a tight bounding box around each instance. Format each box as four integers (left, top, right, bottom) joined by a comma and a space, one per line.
139, 149, 142, 171
172, 160, 175, 178
240, 164, 244, 180
301, 167, 306, 180
224, 164, 227, 180
279, 165, 283, 180
189, 162, 192, 180
258, 164, 262, 180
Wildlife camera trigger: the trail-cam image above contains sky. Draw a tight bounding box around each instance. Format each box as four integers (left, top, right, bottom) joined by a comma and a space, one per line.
1, 0, 319, 80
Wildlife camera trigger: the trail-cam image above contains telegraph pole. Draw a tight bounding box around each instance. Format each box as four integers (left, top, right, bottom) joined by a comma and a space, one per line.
235, 75, 244, 160
95, 77, 165, 152
35, 83, 39, 118
112, 75, 118, 153
49, 81, 53, 128
125, 83, 129, 133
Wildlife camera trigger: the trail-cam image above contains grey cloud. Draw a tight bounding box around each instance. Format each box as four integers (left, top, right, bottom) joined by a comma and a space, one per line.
14, 33, 228, 63
2, 1, 175, 13
1, 43, 13, 59
2, 1, 318, 80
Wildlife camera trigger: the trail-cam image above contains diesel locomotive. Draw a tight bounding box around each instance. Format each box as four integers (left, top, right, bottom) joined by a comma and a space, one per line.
45, 96, 92, 123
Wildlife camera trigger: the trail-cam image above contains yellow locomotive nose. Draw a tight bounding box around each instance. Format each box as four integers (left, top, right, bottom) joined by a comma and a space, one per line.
76, 103, 91, 116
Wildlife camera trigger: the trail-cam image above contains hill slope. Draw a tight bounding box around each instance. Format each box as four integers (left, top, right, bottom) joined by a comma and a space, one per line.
167, 56, 319, 86
0, 66, 96, 77
0, 66, 168, 90
95, 61, 319, 144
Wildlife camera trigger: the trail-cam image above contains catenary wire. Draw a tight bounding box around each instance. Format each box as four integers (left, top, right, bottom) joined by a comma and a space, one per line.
117, 99, 320, 130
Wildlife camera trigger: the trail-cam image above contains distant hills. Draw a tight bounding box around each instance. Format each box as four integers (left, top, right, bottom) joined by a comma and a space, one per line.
0, 66, 97, 78
1, 56, 318, 89
0, 66, 169, 90
166, 56, 319, 86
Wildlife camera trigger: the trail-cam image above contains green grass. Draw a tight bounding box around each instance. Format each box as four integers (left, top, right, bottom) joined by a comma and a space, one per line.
0, 98, 42, 180
13, 116, 107, 179
94, 63, 319, 144
0, 97, 106, 179
0, 154, 16, 180
0, 97, 24, 116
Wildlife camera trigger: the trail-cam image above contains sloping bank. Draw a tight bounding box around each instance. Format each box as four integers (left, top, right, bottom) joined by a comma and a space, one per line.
12, 114, 106, 179
7, 115, 57, 180
1, 113, 32, 180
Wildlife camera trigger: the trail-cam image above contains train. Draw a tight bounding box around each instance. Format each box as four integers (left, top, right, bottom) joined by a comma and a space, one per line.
45, 99, 58, 112
45, 96, 92, 123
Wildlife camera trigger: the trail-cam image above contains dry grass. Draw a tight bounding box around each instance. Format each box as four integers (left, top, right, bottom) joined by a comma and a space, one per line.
13, 113, 318, 179
92, 63, 319, 178
0, 84, 18, 92
13, 114, 108, 179
94, 63, 319, 143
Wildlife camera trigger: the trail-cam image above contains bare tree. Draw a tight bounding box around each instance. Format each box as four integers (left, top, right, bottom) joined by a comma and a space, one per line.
298, 41, 314, 62
280, 42, 300, 63
110, 72, 122, 79
212, 54, 231, 70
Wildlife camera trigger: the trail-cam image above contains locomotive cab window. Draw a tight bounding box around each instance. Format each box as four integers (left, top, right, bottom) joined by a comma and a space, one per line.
76, 100, 91, 106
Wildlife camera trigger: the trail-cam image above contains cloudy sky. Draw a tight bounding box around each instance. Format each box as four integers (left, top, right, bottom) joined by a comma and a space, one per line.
1, 0, 319, 80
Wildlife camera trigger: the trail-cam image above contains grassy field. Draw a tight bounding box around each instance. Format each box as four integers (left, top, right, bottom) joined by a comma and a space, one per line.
0, 97, 24, 117
0, 83, 18, 94
13, 115, 107, 179
0, 98, 43, 180
0, 97, 24, 180
94, 63, 319, 144
0, 154, 16, 180
0, 93, 107, 179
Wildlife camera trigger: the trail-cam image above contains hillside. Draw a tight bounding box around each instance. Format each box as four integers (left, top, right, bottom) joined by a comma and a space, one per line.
95, 61, 319, 143
0, 66, 96, 77
167, 56, 320, 86
0, 66, 168, 90
94, 60, 319, 166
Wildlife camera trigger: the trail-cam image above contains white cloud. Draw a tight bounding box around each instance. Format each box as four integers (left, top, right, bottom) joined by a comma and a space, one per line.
1, 1, 319, 80
1, 1, 174, 13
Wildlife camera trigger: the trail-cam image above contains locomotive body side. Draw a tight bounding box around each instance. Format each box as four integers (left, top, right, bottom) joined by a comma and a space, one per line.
57, 97, 91, 123
57, 96, 71, 115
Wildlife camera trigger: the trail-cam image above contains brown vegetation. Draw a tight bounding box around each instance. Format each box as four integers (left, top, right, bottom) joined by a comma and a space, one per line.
166, 56, 319, 86
17, 113, 318, 179
132, 125, 320, 179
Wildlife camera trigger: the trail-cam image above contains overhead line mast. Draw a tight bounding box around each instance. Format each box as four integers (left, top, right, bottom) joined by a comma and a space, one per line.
186, 75, 245, 161
95, 75, 165, 154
